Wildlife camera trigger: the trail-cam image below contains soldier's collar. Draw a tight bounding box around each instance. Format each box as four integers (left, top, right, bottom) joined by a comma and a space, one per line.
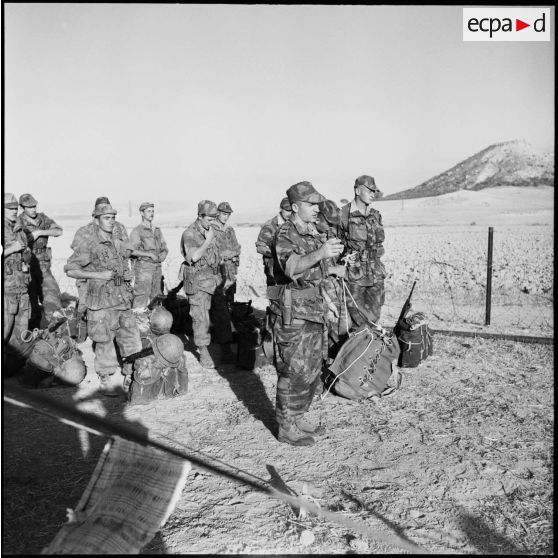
277, 213, 285, 226
350, 200, 372, 216
292, 215, 319, 236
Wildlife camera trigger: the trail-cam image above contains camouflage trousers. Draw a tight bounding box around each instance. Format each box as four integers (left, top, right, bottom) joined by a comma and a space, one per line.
29, 259, 62, 328
272, 316, 325, 428
345, 280, 385, 328
209, 285, 234, 344
3, 293, 33, 374
133, 261, 163, 309
86, 308, 142, 378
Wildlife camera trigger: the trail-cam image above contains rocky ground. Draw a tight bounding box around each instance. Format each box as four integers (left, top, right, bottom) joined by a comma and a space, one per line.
2, 329, 553, 555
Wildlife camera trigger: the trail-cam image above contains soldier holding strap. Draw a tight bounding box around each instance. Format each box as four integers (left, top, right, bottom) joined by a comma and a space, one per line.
268, 182, 344, 446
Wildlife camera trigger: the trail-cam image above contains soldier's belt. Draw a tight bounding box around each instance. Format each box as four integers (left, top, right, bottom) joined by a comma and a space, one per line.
267, 285, 320, 301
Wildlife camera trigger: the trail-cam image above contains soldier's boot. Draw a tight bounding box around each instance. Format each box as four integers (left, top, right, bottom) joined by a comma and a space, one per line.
295, 415, 326, 436
220, 343, 236, 364
198, 346, 216, 370
98, 374, 120, 397
277, 422, 315, 447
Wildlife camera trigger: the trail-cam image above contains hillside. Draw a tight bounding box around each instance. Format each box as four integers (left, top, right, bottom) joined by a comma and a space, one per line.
383, 140, 554, 200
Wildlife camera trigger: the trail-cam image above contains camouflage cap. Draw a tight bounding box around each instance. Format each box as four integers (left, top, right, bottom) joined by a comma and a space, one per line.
4, 192, 19, 209
279, 196, 292, 211
197, 200, 218, 217
217, 201, 233, 214
354, 175, 378, 191
19, 193, 38, 207
139, 202, 154, 212
92, 197, 111, 215
92, 202, 117, 217
319, 199, 341, 226
286, 181, 326, 205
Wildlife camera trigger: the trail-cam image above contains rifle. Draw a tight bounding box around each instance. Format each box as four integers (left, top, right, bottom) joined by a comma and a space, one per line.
397, 280, 417, 324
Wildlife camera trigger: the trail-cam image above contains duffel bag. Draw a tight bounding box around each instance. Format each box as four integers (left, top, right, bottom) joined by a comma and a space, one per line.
393, 312, 433, 368
326, 324, 401, 401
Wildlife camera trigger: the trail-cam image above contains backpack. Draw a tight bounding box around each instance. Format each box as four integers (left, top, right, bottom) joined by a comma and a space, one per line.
393, 312, 433, 368
128, 354, 188, 406
325, 324, 401, 401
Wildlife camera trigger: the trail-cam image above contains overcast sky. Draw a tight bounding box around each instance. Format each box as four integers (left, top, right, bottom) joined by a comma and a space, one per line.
3, 4, 555, 218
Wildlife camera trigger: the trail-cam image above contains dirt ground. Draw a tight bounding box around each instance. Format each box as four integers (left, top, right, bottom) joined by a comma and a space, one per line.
2, 330, 553, 555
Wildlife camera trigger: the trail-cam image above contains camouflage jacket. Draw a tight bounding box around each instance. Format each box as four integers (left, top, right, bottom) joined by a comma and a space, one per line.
256, 214, 287, 286
129, 222, 168, 264
14, 212, 61, 262
71, 220, 129, 251
212, 221, 241, 282
271, 218, 329, 324
339, 202, 386, 285
3, 217, 31, 295
64, 223, 134, 311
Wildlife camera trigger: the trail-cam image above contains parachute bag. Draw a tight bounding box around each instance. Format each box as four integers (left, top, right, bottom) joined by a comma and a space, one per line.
393, 281, 433, 368
326, 325, 400, 401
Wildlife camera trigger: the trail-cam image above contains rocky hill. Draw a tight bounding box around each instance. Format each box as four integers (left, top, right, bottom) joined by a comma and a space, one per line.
382, 140, 554, 200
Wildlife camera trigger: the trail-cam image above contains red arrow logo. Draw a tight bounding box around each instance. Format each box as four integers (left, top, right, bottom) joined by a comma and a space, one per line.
516, 19, 530, 31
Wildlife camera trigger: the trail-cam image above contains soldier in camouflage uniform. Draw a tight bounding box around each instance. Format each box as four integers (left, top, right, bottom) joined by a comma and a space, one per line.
339, 175, 386, 327
210, 201, 241, 362
3, 193, 34, 373
71, 197, 129, 330
180, 200, 222, 370
255, 197, 292, 286
14, 194, 63, 328
65, 200, 142, 396
268, 182, 344, 446
129, 202, 169, 310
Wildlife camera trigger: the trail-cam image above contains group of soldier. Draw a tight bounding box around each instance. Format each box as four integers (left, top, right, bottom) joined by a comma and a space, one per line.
3, 174, 384, 447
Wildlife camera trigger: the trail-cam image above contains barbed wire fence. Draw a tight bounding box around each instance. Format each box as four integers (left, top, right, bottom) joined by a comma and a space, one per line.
52, 226, 553, 338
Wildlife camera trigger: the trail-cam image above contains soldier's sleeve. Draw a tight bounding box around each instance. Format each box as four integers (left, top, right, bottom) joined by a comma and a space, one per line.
275, 223, 303, 280
70, 226, 86, 251
255, 222, 273, 256
227, 227, 241, 257
129, 226, 143, 251
64, 235, 92, 272
42, 213, 62, 231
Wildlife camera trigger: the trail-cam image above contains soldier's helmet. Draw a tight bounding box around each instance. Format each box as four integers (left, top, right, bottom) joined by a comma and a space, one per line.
55, 352, 87, 386
286, 181, 326, 205
92, 201, 117, 217
280, 197, 292, 211
318, 199, 341, 226
19, 193, 38, 207
152, 333, 184, 368
197, 200, 218, 217
92, 197, 111, 216
149, 306, 174, 335
4, 193, 19, 209
217, 202, 233, 214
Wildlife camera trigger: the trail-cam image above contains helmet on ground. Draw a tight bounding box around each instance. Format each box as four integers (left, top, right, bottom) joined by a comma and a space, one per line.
152, 334, 184, 368
55, 352, 87, 385
150, 306, 173, 335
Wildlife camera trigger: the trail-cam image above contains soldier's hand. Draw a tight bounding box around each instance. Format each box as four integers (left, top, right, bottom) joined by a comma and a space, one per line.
122, 269, 134, 282
342, 251, 359, 266
205, 226, 215, 243
320, 238, 344, 260
98, 270, 114, 281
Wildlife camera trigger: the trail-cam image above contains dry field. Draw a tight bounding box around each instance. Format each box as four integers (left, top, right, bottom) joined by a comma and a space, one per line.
2, 186, 554, 554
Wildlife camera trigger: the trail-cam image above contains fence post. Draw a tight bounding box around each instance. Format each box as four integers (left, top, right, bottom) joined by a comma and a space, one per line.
485, 226, 494, 325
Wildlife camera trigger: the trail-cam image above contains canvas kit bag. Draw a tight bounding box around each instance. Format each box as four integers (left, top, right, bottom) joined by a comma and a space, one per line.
392, 281, 434, 368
